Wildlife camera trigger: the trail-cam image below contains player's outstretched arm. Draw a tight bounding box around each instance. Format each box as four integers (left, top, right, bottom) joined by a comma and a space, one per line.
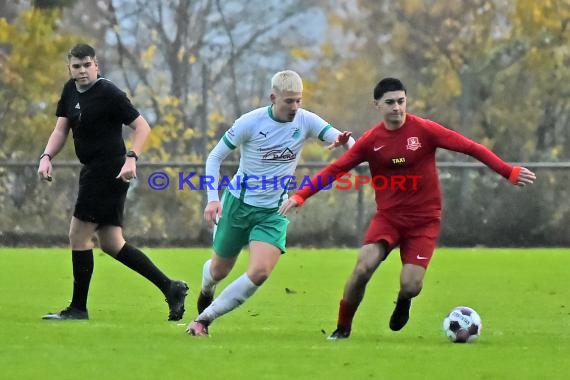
278, 195, 305, 215
510, 166, 536, 187
327, 131, 355, 150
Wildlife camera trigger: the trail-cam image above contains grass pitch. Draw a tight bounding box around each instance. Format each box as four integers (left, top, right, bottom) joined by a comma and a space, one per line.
0, 247, 568, 380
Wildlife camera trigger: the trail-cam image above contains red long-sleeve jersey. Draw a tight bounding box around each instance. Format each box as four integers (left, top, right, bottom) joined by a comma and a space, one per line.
295, 113, 516, 216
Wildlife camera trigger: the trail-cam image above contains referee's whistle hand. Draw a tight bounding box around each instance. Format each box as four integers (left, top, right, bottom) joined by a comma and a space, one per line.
116, 169, 137, 183
37, 161, 53, 182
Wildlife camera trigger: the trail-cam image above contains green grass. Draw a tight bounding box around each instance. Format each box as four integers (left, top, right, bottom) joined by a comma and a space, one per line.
0, 248, 568, 379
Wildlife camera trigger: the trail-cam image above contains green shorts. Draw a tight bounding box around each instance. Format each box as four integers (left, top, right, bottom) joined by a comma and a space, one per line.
212, 192, 289, 257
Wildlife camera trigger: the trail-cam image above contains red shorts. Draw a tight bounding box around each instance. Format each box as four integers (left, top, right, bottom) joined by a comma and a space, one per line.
363, 211, 441, 268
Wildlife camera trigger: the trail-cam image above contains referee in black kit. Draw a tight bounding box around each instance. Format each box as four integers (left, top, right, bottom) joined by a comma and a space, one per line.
37, 43, 188, 321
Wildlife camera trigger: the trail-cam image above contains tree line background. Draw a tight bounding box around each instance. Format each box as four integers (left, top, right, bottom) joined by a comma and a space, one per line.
0, 0, 569, 247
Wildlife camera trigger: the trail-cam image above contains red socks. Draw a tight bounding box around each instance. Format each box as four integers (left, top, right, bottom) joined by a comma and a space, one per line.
337, 298, 358, 330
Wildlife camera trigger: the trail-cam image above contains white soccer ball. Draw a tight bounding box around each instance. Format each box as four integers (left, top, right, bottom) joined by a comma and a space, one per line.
442, 306, 482, 343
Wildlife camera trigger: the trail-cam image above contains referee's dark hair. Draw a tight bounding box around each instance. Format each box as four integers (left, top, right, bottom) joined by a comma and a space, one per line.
68, 44, 96, 60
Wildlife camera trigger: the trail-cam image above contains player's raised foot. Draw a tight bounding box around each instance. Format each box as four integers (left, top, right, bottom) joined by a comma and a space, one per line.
42, 306, 89, 320
327, 327, 351, 340
197, 291, 214, 314
165, 280, 189, 321
186, 320, 210, 337
389, 298, 412, 331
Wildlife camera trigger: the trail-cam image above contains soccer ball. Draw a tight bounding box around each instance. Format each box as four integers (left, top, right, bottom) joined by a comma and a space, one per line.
442, 306, 482, 343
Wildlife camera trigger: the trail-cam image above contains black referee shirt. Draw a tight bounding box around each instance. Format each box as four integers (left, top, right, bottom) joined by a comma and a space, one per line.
56, 77, 140, 165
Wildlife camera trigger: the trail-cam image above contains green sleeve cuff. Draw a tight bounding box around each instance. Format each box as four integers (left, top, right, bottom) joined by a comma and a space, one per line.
318, 125, 333, 141
222, 135, 236, 149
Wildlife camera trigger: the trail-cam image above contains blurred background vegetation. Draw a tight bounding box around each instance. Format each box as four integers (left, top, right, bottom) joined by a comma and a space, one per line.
1, 0, 569, 246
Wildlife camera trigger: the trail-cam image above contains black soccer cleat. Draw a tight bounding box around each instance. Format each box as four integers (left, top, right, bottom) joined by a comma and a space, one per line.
327, 327, 351, 340
42, 306, 89, 320
197, 291, 214, 314
165, 280, 189, 321
389, 298, 412, 331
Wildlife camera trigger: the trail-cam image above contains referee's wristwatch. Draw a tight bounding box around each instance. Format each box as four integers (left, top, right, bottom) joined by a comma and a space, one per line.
39, 153, 52, 161
126, 150, 139, 161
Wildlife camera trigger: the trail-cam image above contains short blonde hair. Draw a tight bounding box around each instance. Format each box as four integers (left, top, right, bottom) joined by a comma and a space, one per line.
271, 70, 303, 93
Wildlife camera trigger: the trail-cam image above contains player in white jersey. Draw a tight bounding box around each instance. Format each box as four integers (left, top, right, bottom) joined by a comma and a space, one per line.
186, 70, 355, 336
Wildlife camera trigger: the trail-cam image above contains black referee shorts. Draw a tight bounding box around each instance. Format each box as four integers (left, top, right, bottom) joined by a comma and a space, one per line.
73, 159, 130, 227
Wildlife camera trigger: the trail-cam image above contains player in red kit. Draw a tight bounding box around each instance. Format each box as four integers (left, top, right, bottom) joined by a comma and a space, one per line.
278, 78, 536, 339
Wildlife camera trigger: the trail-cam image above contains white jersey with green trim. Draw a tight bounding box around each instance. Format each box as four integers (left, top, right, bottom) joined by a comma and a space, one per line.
221, 106, 340, 208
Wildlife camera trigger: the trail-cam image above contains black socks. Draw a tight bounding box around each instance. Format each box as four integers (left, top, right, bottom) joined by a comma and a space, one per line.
115, 243, 171, 294
70, 249, 94, 311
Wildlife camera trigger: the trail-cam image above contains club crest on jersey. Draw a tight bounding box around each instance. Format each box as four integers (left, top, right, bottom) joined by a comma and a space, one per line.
406, 137, 421, 151
291, 128, 300, 139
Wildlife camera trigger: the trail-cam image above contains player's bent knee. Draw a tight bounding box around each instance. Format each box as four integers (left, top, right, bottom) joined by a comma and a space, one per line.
211, 270, 230, 282
247, 270, 269, 286
401, 281, 423, 298
69, 235, 94, 251
210, 264, 233, 281
99, 242, 121, 256
353, 263, 376, 282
